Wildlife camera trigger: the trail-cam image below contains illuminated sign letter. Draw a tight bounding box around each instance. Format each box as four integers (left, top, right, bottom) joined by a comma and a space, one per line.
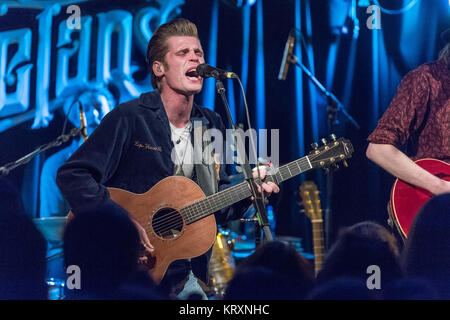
56, 16, 92, 97
0, 29, 32, 118
134, 0, 185, 56
96, 10, 132, 84
33, 4, 61, 128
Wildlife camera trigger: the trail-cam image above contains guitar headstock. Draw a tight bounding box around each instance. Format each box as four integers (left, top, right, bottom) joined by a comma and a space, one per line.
307, 136, 354, 172
299, 181, 322, 221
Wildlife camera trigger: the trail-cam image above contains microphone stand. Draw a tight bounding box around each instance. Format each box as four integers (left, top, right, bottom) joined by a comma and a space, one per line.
215, 78, 273, 245
288, 54, 359, 250
0, 127, 85, 175
290, 56, 360, 130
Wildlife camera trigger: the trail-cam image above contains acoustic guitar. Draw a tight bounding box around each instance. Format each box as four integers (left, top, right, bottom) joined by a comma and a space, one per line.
389, 158, 450, 239
299, 181, 324, 276
70, 137, 353, 284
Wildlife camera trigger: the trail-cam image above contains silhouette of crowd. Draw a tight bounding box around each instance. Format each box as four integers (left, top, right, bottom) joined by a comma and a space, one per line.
0, 173, 449, 300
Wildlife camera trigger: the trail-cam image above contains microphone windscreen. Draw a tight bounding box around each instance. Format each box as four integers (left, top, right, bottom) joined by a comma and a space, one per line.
196, 63, 213, 78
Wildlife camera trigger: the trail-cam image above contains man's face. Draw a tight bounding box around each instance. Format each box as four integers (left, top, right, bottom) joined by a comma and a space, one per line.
157, 36, 205, 96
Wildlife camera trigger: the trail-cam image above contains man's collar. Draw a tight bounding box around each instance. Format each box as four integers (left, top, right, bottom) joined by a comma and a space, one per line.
138, 91, 163, 110
138, 90, 209, 125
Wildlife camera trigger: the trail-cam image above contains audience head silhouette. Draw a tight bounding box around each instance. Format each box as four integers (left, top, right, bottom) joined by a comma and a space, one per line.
224, 240, 314, 299
402, 193, 450, 299
317, 221, 402, 289
63, 200, 142, 298
0, 176, 47, 299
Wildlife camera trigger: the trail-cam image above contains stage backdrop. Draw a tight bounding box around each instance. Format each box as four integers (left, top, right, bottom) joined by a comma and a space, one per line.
0, 0, 448, 252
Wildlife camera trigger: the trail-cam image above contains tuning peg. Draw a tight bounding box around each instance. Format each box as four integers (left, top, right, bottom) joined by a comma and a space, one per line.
329, 133, 337, 141
310, 142, 319, 150
321, 138, 327, 145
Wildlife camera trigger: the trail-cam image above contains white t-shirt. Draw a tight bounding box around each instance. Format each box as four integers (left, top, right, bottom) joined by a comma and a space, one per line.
170, 121, 193, 178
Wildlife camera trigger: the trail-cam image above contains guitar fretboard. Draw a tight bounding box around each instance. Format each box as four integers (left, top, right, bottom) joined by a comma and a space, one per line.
311, 219, 324, 275
181, 156, 313, 224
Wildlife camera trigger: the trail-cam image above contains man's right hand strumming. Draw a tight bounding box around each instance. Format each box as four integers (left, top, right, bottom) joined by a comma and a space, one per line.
131, 218, 154, 253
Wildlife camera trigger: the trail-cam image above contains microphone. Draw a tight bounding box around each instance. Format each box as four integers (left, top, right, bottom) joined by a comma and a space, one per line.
78, 101, 88, 142
278, 29, 296, 80
196, 63, 237, 79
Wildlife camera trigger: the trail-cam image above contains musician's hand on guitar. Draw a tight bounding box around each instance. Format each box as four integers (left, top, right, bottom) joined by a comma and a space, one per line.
131, 218, 154, 253
249, 166, 280, 200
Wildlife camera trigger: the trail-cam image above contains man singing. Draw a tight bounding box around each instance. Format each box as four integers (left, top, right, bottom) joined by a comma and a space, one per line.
56, 18, 279, 299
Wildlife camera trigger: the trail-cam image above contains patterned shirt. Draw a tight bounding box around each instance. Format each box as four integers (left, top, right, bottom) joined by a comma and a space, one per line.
368, 59, 450, 162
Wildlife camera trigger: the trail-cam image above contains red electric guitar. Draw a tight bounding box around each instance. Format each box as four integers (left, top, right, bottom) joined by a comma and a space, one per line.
389, 158, 450, 239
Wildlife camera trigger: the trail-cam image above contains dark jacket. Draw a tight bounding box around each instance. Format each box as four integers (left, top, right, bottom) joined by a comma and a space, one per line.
56, 91, 250, 287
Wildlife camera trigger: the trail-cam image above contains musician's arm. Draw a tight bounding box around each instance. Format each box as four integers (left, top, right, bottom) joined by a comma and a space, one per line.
56, 107, 129, 214
366, 143, 450, 195
365, 64, 450, 195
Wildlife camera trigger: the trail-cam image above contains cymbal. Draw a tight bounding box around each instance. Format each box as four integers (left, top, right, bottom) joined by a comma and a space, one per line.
33, 217, 67, 243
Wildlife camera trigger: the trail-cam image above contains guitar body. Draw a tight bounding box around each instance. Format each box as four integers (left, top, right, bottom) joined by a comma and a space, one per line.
70, 176, 217, 284
389, 159, 450, 239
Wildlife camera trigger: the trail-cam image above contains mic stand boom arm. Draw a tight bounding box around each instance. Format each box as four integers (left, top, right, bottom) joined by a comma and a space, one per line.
288, 55, 360, 130
0, 127, 84, 175
215, 78, 273, 244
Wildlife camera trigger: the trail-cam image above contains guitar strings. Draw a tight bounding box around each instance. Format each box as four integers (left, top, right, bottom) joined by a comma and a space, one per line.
148, 156, 317, 234
149, 180, 248, 227
147, 180, 250, 234
147, 188, 248, 236
149, 155, 312, 230
147, 140, 347, 235
148, 182, 250, 234
147, 156, 318, 235
147, 156, 316, 235
149, 144, 344, 235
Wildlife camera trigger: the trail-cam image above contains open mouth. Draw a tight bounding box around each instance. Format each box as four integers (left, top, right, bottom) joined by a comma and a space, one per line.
185, 67, 200, 81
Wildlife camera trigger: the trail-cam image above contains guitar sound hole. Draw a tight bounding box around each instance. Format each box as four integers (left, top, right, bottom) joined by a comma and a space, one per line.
152, 208, 184, 239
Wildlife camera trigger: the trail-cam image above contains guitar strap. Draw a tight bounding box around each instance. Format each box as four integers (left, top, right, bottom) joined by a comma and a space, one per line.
192, 119, 219, 197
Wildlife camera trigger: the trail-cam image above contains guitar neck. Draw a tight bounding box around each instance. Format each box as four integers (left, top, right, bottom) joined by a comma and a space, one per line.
183, 155, 313, 224
311, 219, 324, 275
